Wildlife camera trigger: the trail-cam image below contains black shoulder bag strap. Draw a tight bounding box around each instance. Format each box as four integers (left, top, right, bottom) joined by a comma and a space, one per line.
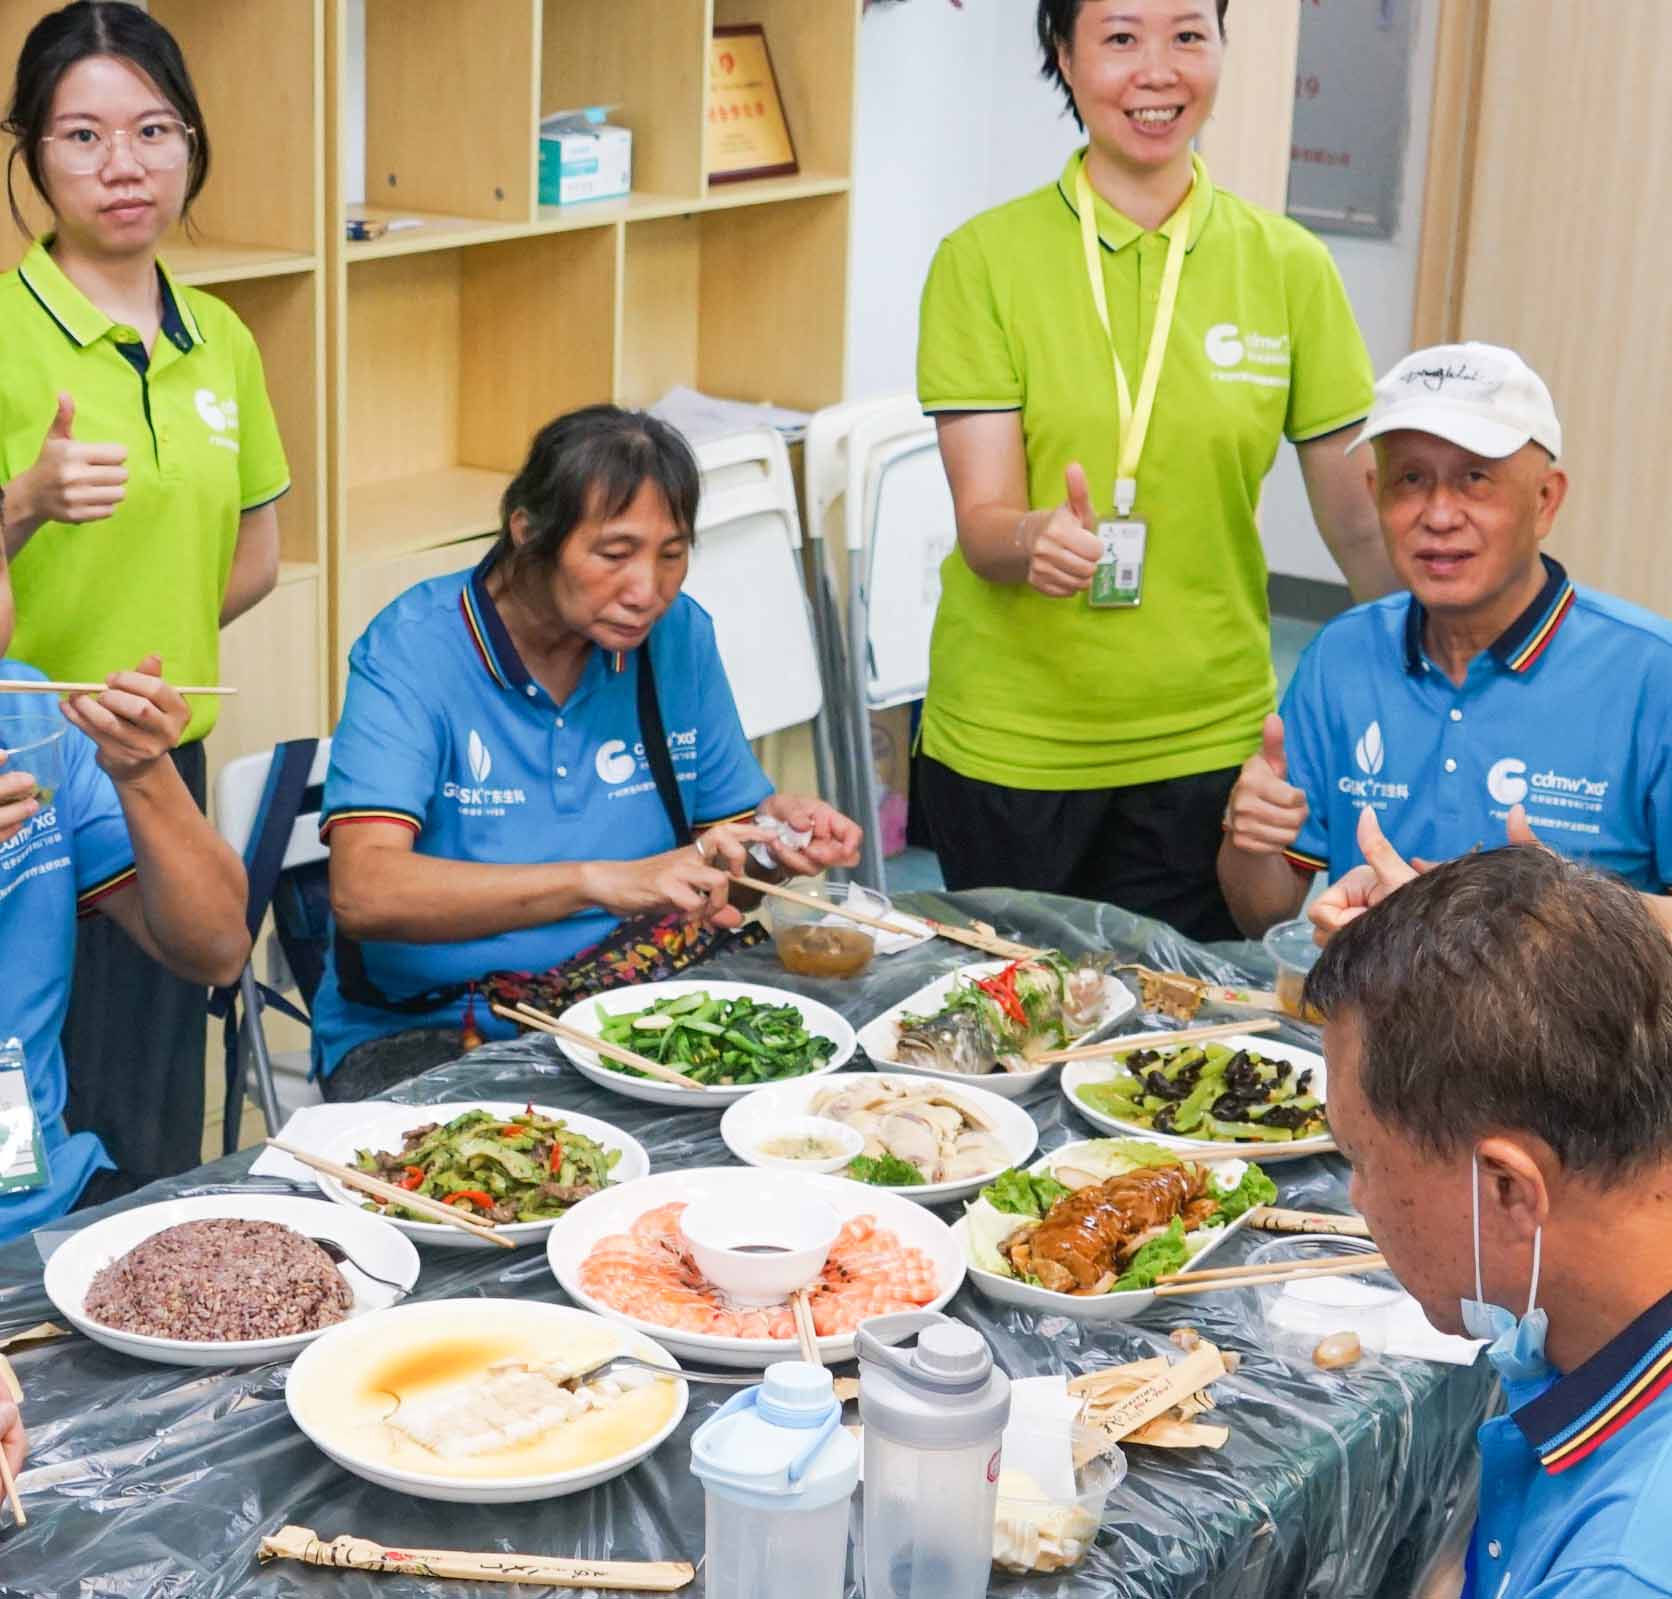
335, 644, 691, 1013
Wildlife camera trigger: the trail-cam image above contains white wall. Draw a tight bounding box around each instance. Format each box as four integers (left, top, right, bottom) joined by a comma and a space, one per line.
846, 0, 1440, 584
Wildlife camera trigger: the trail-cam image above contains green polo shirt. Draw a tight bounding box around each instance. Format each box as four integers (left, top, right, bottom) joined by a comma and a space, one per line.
917, 152, 1372, 790
1, 240, 289, 743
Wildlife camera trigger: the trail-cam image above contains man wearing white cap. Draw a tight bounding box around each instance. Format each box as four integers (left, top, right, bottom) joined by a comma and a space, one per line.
1217, 342, 1672, 937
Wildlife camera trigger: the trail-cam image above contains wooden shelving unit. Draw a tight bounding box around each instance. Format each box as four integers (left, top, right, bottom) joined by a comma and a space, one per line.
329, 0, 862, 691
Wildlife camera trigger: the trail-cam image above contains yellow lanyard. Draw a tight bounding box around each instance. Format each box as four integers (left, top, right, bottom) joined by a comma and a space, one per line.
1076, 155, 1194, 517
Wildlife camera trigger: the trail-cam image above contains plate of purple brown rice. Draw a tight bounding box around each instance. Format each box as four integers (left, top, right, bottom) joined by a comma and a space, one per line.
44, 1194, 419, 1366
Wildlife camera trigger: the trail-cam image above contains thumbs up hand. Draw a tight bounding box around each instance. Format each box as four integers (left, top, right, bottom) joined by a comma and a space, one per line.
12, 392, 129, 529
1021, 462, 1107, 598
1307, 805, 1420, 945
1222, 713, 1310, 856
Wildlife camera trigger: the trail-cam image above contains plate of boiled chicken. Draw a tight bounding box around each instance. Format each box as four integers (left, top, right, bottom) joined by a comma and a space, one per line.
719, 1072, 1038, 1205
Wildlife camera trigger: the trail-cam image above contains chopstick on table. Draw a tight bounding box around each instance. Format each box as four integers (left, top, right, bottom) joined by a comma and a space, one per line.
493, 1002, 710, 1093
791, 1288, 821, 1366
1158, 1251, 1385, 1286
0, 679, 235, 697
1152, 1254, 1388, 1298
265, 1139, 516, 1249
1032, 1016, 1281, 1065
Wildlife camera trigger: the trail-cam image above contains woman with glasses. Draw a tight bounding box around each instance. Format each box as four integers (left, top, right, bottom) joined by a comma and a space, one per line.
0, 3, 288, 1191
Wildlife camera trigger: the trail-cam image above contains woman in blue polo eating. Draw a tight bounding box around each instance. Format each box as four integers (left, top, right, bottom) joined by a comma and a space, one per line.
311, 405, 863, 1100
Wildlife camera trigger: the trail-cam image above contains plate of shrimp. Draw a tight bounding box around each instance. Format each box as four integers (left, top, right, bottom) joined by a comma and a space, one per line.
546, 1167, 965, 1367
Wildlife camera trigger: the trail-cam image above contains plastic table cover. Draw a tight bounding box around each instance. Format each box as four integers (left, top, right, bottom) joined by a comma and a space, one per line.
0, 890, 1493, 1598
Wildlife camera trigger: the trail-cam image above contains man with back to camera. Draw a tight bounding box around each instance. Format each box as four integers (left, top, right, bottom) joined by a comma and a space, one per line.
1305, 845, 1672, 1597
1216, 341, 1672, 938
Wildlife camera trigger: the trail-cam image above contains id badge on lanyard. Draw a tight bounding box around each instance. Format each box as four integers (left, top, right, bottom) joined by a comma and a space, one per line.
0, 1039, 49, 1195
1076, 158, 1192, 611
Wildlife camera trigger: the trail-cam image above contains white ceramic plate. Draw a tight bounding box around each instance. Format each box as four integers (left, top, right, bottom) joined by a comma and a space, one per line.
956, 1139, 1254, 1323
546, 1166, 965, 1367
553, 979, 856, 1108
1061, 1033, 1332, 1164
855, 961, 1137, 1100
312, 1100, 651, 1250
44, 1194, 419, 1367
718, 1071, 1038, 1206
286, 1299, 687, 1503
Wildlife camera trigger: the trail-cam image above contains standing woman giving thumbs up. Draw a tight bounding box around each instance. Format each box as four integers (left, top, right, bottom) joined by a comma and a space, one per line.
0, 4, 288, 1188
915, 0, 1394, 939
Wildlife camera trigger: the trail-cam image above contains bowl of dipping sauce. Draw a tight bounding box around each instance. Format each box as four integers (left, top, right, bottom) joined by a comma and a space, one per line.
679, 1186, 841, 1306
767, 880, 880, 980
1263, 916, 1324, 1023
748, 1115, 865, 1176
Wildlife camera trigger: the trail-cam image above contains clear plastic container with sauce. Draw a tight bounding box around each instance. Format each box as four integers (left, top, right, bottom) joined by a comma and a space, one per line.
767, 880, 879, 980
1263, 916, 1324, 1023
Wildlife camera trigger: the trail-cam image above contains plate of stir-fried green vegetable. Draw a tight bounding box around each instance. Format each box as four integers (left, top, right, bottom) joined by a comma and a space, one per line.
315, 1102, 650, 1247
1062, 1035, 1333, 1162
552, 980, 856, 1107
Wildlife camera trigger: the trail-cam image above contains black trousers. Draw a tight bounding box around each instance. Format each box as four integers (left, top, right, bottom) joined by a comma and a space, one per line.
61, 741, 209, 1183
320, 1027, 469, 1103
917, 754, 1242, 944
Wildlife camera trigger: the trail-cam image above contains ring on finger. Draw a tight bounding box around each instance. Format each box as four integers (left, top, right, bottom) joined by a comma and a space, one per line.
694, 835, 709, 863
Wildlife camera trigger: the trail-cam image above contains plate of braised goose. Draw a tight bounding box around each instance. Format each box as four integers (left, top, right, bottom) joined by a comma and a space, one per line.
954, 1138, 1278, 1320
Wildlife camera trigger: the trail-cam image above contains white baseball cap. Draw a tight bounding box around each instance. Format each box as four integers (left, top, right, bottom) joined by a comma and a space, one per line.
1348, 342, 1562, 461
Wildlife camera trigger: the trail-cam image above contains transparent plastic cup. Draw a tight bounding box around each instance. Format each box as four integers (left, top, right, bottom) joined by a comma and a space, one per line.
1242, 1235, 1401, 1364
992, 1424, 1125, 1575
1263, 917, 1323, 1022
0, 716, 67, 808
766, 879, 880, 980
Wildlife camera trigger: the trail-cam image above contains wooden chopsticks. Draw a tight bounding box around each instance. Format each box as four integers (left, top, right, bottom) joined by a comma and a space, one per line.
1152, 1252, 1388, 1298
492, 1001, 709, 1092
791, 1288, 821, 1365
1033, 1016, 1281, 1065
0, 679, 235, 697
266, 1138, 515, 1249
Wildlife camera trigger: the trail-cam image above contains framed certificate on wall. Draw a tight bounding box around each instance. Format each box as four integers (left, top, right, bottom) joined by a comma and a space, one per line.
707, 23, 799, 184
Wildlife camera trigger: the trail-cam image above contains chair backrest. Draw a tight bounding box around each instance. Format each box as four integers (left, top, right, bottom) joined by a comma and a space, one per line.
213, 739, 334, 1007
683, 427, 823, 740
803, 394, 917, 553
845, 404, 957, 710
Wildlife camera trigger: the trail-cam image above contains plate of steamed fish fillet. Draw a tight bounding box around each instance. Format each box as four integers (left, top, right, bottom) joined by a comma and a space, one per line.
856, 953, 1137, 1100
719, 1072, 1039, 1205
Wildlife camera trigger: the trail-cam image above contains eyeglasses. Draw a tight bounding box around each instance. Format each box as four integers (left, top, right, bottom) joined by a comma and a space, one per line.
40, 119, 195, 176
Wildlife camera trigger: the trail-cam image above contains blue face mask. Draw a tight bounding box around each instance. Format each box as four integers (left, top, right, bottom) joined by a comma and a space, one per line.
1460, 1151, 1553, 1385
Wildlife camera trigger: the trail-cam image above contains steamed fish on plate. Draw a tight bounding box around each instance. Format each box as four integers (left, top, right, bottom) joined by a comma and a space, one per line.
807, 1079, 1011, 1186
895, 953, 1112, 1077
964, 1141, 1275, 1297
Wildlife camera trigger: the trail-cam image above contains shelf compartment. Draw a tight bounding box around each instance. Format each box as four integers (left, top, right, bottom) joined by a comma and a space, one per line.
346, 467, 509, 570
165, 241, 317, 285
341, 533, 497, 656
541, 0, 708, 201
619, 192, 849, 414
363, 0, 539, 225
708, 0, 858, 186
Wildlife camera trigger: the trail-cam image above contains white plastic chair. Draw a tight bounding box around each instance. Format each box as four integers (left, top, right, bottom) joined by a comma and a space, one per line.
684, 428, 831, 754
840, 398, 958, 889
212, 740, 332, 1147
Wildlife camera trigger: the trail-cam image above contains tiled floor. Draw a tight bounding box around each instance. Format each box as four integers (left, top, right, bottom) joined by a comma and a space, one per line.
882, 613, 1324, 896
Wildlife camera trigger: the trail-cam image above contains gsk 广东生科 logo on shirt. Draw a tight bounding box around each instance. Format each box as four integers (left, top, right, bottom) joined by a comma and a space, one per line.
1203, 323, 1291, 391
1337, 721, 1409, 806
194, 388, 241, 453
442, 730, 527, 817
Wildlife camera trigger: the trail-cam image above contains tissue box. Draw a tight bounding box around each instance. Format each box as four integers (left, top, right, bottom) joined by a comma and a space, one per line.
539, 108, 631, 205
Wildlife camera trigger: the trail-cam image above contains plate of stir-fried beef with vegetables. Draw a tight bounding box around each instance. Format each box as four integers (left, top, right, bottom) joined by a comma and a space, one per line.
956, 1139, 1277, 1320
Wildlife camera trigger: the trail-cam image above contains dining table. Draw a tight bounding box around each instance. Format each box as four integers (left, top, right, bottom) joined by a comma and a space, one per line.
0, 888, 1493, 1597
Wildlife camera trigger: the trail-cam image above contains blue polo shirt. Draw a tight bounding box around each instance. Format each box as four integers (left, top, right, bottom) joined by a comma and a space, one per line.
0, 663, 131, 1240
1281, 558, 1672, 889
310, 556, 773, 1074
1462, 1289, 1672, 1597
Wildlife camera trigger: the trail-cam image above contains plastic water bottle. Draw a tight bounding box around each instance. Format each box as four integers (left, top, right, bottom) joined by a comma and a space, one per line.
690, 1361, 859, 1599
857, 1312, 1012, 1599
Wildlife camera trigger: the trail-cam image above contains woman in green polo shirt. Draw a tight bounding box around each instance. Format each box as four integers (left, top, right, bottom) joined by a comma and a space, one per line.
0, 4, 288, 1186
916, 0, 1393, 940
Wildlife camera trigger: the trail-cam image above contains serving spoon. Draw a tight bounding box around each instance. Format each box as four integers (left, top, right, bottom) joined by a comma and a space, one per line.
308, 1236, 411, 1300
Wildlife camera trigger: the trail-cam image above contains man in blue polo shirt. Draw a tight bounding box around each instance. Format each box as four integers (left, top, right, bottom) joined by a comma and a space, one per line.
1307, 847, 1672, 1599
1218, 342, 1672, 936
0, 495, 249, 1239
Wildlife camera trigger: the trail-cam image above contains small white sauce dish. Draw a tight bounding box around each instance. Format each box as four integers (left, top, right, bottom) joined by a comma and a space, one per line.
747, 1115, 864, 1175
679, 1187, 841, 1306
